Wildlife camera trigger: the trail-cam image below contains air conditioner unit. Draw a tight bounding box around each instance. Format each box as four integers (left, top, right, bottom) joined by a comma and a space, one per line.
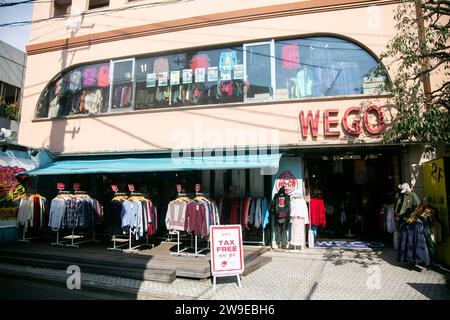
0, 128, 18, 143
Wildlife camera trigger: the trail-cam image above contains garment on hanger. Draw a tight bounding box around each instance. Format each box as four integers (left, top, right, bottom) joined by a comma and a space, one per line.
281, 43, 300, 70
310, 196, 326, 228
68, 70, 82, 92
120, 195, 157, 239
290, 216, 305, 247
97, 65, 110, 87
398, 220, 430, 267
48, 194, 102, 231
165, 195, 219, 239
17, 194, 47, 233
83, 67, 97, 87
290, 195, 309, 224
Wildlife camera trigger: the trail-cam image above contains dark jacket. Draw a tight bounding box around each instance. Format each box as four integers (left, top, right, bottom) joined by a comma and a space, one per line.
270, 192, 291, 220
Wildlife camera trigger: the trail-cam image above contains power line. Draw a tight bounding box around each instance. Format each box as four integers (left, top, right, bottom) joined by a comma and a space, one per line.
0, 0, 194, 27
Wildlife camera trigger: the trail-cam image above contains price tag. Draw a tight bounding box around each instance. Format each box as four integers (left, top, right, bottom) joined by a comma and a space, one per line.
111, 185, 118, 192
195, 184, 201, 192
57, 183, 65, 191
176, 184, 182, 193
128, 184, 135, 192
73, 183, 80, 191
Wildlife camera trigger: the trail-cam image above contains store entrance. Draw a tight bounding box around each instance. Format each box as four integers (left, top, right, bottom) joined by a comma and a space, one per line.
304, 148, 402, 245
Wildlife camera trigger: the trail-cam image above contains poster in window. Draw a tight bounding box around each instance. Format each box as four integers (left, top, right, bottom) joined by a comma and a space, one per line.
195, 68, 205, 83
207, 67, 218, 82
158, 72, 168, 86
182, 69, 193, 84
220, 66, 232, 81
170, 71, 180, 86
146, 73, 156, 87
233, 64, 244, 80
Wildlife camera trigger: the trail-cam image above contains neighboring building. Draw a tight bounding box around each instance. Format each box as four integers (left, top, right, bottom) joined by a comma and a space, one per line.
0, 40, 26, 134
16, 1, 449, 263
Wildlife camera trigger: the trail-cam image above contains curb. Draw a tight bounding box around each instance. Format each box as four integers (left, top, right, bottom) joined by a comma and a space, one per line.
0, 265, 193, 300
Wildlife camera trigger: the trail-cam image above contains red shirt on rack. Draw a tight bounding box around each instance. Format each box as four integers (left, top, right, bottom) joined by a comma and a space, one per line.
310, 197, 326, 228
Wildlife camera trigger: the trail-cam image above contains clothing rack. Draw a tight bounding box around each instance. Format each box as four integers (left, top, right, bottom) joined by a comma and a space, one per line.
108, 192, 155, 252
167, 191, 212, 257
51, 190, 100, 248
170, 231, 209, 257
109, 231, 152, 252
17, 193, 49, 244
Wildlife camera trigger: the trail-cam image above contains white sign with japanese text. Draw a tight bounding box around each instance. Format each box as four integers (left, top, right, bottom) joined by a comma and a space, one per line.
210, 225, 244, 275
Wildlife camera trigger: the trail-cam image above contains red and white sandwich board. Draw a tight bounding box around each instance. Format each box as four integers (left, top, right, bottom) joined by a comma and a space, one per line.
210, 224, 244, 289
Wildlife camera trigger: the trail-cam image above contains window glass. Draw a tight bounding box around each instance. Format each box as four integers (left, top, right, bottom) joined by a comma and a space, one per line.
134, 46, 243, 110
111, 60, 134, 110
275, 37, 386, 99
88, 0, 109, 10
36, 62, 110, 118
245, 43, 273, 101
36, 36, 386, 119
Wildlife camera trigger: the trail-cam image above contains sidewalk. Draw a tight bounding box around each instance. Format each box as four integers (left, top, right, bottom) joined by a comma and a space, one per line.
0, 249, 448, 300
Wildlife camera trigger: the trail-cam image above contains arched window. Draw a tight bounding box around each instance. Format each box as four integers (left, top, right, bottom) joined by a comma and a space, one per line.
275, 36, 386, 98
35, 35, 387, 119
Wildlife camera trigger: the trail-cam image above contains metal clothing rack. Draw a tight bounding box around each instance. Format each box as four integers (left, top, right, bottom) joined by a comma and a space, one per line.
169, 230, 209, 257
108, 192, 154, 252
17, 192, 49, 244
108, 230, 152, 252
168, 191, 210, 257
51, 190, 100, 248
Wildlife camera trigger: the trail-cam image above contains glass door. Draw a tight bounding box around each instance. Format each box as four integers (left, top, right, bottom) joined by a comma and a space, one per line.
109, 58, 135, 111
243, 41, 275, 102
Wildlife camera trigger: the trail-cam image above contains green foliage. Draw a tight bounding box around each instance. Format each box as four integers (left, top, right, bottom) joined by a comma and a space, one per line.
379, 0, 449, 147
0, 102, 19, 121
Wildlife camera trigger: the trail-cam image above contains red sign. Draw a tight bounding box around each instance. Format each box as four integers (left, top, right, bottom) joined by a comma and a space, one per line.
176, 184, 182, 193
299, 106, 384, 138
195, 184, 201, 192
276, 170, 298, 195
57, 183, 65, 191
128, 184, 135, 192
210, 225, 244, 275
73, 183, 80, 191
111, 185, 118, 192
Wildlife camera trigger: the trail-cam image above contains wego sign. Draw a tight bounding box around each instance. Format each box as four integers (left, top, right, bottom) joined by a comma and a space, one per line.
299, 106, 384, 138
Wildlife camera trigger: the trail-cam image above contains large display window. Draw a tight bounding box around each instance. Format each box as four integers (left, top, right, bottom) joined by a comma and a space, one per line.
35, 35, 387, 119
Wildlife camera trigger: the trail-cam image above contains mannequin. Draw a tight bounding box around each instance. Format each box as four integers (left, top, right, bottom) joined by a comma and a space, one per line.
395, 183, 420, 224
270, 186, 291, 249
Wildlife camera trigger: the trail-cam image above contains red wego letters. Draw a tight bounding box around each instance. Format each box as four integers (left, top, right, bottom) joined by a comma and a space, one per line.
299, 106, 384, 138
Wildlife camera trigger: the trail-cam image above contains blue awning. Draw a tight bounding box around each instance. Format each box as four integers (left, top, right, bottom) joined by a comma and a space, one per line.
18, 153, 282, 176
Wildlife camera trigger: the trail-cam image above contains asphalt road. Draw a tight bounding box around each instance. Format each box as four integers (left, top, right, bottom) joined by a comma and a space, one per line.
0, 274, 131, 300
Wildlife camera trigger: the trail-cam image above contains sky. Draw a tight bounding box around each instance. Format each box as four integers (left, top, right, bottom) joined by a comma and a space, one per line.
0, 1, 34, 51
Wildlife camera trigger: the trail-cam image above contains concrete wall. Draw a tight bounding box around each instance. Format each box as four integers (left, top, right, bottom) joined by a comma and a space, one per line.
0, 41, 26, 88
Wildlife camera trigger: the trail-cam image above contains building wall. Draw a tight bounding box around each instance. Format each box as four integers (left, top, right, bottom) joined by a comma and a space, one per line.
19, 2, 401, 154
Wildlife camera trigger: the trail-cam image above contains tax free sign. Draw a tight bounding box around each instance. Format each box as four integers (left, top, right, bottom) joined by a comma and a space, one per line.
210, 225, 244, 275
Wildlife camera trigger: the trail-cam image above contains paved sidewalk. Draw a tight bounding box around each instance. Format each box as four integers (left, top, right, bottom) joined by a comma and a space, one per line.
0, 249, 449, 300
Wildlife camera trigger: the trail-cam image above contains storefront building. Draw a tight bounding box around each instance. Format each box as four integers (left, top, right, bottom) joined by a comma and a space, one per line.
16, 1, 448, 261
